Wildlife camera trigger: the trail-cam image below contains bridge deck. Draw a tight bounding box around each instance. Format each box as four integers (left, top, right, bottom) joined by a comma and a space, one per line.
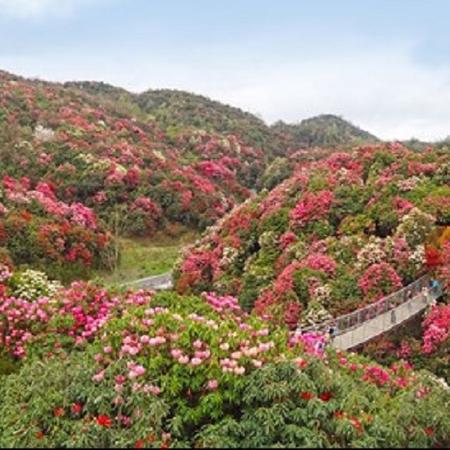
332, 289, 436, 350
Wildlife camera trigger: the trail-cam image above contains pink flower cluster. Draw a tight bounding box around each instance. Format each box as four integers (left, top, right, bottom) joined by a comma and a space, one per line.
59, 285, 121, 345
202, 292, 242, 314
279, 231, 297, 250
290, 190, 334, 227
0, 296, 51, 358
0, 273, 156, 359
290, 332, 327, 357
304, 253, 337, 276
3, 176, 98, 230
422, 304, 450, 354
358, 263, 403, 301
362, 366, 391, 387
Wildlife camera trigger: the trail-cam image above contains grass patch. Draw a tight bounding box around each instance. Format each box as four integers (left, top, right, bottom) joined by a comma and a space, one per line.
93, 230, 199, 286
0, 354, 18, 376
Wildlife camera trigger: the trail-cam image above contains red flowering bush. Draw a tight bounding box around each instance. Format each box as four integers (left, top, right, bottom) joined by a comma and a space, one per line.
290, 190, 334, 227
422, 304, 450, 354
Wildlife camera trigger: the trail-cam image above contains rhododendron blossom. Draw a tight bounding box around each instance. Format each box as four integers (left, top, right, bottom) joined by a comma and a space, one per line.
290, 190, 334, 226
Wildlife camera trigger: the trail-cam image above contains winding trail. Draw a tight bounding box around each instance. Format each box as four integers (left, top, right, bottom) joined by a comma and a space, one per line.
122, 272, 173, 291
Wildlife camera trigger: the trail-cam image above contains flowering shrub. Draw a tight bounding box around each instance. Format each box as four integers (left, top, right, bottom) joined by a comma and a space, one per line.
422, 304, 450, 354
0, 176, 112, 279
8, 269, 62, 301
290, 190, 334, 227
358, 263, 402, 302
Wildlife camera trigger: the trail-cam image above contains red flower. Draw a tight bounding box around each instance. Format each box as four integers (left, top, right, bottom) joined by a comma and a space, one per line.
54, 407, 65, 417
71, 403, 83, 415
135, 440, 145, 449
97, 415, 112, 428
300, 392, 314, 401
350, 416, 363, 432
425, 246, 442, 268
425, 427, 434, 437
319, 392, 333, 402
36, 431, 45, 440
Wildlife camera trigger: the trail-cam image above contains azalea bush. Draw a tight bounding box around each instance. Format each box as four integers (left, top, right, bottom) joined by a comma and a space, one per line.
0, 176, 113, 280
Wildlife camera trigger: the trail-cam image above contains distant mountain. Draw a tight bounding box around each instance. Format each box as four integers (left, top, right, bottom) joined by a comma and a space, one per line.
271, 114, 380, 150
66, 84, 381, 154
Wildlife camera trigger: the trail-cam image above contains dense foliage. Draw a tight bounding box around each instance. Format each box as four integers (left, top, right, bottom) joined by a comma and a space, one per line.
0, 268, 449, 448
65, 82, 280, 153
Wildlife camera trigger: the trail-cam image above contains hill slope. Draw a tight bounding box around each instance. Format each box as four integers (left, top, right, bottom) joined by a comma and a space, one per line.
176, 143, 449, 323
66, 82, 381, 154
0, 70, 265, 275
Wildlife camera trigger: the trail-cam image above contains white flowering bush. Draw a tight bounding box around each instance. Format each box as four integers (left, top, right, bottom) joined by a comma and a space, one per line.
396, 208, 435, 247
397, 176, 422, 192
356, 237, 386, 270
33, 125, 55, 143
9, 269, 62, 301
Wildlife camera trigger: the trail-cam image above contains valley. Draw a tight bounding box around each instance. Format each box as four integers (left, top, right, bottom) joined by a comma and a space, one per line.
0, 69, 448, 448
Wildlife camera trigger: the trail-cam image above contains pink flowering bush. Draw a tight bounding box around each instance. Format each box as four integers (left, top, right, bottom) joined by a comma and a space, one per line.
358, 263, 403, 302
0, 269, 156, 360
0, 176, 112, 280
290, 190, 334, 227
422, 304, 450, 355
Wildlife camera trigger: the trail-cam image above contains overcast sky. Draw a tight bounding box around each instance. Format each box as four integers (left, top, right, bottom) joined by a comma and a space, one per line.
1, 0, 450, 141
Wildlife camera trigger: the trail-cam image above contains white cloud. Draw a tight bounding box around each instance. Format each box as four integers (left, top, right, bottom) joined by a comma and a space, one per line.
0, 0, 96, 18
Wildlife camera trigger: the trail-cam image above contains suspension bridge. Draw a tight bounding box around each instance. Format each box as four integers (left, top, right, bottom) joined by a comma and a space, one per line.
304, 274, 443, 350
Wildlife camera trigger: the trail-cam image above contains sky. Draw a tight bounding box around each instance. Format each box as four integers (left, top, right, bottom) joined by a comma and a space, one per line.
1, 0, 450, 141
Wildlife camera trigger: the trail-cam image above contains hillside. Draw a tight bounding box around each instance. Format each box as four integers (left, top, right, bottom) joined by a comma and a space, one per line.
272, 114, 380, 150
175, 143, 449, 320
1, 71, 449, 449
0, 70, 265, 277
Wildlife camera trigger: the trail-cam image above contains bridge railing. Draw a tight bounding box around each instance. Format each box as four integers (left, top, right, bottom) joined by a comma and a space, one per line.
304, 274, 442, 336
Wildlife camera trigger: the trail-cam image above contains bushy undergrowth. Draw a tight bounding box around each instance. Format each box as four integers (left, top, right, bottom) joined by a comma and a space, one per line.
0, 272, 449, 448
